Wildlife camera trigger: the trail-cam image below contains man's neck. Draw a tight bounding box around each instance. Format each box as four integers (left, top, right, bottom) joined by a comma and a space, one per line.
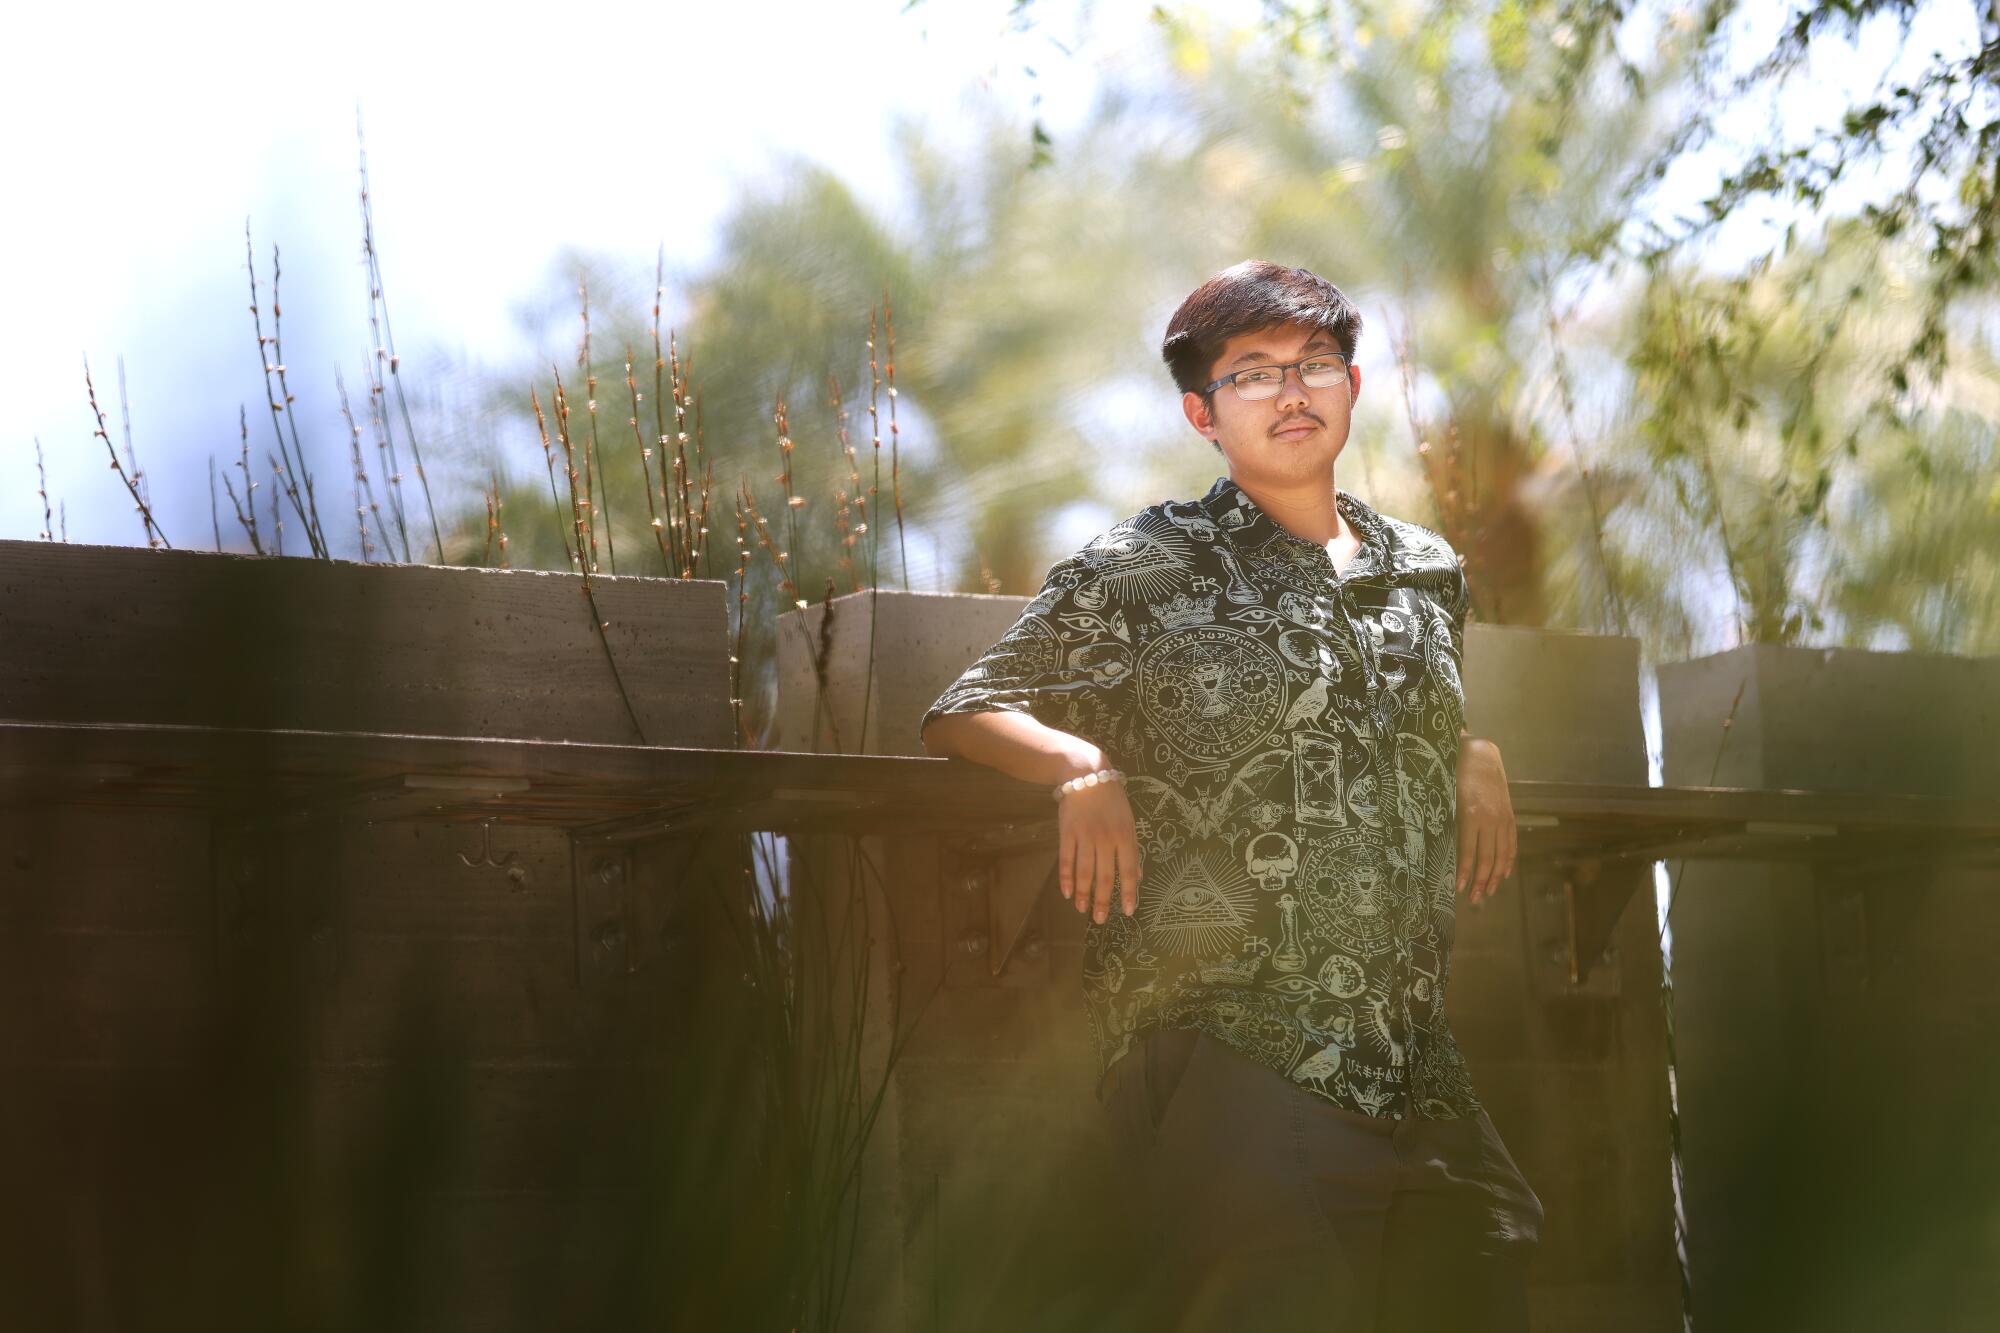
1231, 471, 1345, 547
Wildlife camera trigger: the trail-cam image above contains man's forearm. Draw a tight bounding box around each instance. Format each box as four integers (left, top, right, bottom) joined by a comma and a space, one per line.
921, 710, 1107, 788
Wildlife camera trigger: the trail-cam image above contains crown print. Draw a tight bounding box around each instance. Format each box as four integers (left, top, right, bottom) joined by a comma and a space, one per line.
1150, 590, 1219, 630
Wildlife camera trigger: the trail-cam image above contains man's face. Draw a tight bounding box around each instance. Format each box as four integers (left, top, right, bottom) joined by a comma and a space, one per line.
1181, 319, 1362, 484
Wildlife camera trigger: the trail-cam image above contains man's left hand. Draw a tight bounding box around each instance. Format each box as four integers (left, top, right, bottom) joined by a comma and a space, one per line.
1456, 735, 1516, 906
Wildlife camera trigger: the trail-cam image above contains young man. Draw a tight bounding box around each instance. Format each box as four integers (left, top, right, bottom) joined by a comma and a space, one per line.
919, 261, 1543, 1331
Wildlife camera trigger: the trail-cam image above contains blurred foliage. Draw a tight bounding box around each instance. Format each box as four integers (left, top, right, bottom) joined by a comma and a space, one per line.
657, 0, 1992, 664
1617, 216, 2000, 655
235, 0, 1992, 747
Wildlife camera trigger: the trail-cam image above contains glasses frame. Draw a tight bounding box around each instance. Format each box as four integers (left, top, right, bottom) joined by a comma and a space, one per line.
1203, 350, 1351, 401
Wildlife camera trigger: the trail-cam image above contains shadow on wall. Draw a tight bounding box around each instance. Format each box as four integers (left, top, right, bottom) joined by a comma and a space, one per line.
0, 819, 907, 1333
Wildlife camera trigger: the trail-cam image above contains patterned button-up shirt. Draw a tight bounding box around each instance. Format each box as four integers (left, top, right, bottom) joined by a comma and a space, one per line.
920, 473, 1483, 1121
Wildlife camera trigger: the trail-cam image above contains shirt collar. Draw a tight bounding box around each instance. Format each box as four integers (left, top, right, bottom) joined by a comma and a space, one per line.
1197, 473, 1397, 579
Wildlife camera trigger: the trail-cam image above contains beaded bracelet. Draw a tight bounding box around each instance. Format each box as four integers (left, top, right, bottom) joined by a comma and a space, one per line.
1053, 766, 1125, 802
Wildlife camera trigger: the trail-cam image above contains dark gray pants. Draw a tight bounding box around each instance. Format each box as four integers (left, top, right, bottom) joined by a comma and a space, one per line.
1095, 1027, 1543, 1332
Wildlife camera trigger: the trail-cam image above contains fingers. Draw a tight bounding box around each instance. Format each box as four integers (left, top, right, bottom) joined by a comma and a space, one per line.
1093, 844, 1116, 924
1118, 841, 1141, 917
1458, 820, 1492, 904
1059, 825, 1076, 904
1058, 791, 1143, 925
1074, 846, 1139, 922
1473, 824, 1499, 903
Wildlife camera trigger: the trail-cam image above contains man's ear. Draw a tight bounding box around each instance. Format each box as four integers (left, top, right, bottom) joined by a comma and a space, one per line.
1182, 389, 1215, 438
1350, 363, 1363, 404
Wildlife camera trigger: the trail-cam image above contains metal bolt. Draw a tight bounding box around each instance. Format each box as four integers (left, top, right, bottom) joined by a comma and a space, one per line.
959, 928, 989, 955
961, 871, 987, 895
1022, 930, 1046, 960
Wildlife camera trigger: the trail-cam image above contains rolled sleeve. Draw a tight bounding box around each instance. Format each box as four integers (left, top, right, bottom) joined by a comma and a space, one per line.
919, 552, 1138, 762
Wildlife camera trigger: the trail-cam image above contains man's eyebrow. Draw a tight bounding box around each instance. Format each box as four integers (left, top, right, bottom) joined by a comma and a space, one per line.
1228, 336, 1336, 369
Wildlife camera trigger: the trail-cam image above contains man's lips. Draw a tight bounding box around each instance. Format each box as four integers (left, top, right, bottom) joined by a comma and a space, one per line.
1273, 420, 1319, 439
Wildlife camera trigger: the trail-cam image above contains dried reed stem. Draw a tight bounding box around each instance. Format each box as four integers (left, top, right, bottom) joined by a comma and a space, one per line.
742, 466, 802, 608
32, 438, 53, 541
864, 307, 884, 590
531, 386, 578, 571
245, 220, 325, 558
854, 310, 894, 752
768, 394, 842, 750
551, 368, 592, 573
650, 252, 678, 575
729, 488, 754, 745
225, 407, 265, 554
210, 457, 222, 551
334, 367, 379, 562
82, 355, 169, 548
359, 352, 410, 562
883, 289, 908, 592
645, 258, 711, 578
268, 244, 330, 556
692, 387, 714, 577
741, 474, 836, 751
269, 457, 284, 556
485, 468, 509, 569
356, 110, 443, 562
359, 301, 413, 559
626, 343, 673, 574
551, 365, 646, 742
826, 372, 862, 593
774, 394, 806, 598
669, 330, 711, 578
116, 358, 151, 517
577, 276, 606, 573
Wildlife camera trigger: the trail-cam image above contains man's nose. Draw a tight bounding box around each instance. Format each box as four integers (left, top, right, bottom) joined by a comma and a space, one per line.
1274, 365, 1311, 410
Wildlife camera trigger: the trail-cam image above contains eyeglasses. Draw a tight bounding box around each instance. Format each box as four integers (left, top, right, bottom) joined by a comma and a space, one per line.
1203, 352, 1350, 401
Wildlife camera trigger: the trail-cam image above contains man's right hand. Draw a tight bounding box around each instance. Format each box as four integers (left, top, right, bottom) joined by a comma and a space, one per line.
920, 712, 1143, 924
1058, 778, 1143, 925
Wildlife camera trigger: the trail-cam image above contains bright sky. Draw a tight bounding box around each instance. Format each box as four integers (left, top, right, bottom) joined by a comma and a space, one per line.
2, 0, 1977, 554
0, 0, 1131, 549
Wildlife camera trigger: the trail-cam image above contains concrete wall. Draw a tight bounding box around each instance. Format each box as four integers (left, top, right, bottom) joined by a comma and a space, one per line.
0, 538, 735, 746
1658, 644, 2000, 1332
781, 593, 1684, 1332
1458, 626, 1682, 1331
0, 540, 754, 1329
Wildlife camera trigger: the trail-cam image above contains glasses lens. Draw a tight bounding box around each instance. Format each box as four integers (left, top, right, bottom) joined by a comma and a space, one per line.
1232, 356, 1345, 400
1300, 356, 1346, 386
1233, 368, 1283, 400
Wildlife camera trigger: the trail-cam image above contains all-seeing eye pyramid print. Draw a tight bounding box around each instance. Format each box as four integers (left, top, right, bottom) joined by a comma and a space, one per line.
1075, 510, 1197, 602
1139, 844, 1258, 956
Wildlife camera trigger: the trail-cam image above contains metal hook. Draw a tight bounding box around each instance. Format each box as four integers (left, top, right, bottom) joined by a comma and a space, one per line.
456, 820, 519, 870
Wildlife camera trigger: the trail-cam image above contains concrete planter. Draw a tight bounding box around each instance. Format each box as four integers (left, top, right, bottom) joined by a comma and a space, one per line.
1, 539, 748, 1328
1658, 643, 2000, 1332
0, 538, 735, 746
